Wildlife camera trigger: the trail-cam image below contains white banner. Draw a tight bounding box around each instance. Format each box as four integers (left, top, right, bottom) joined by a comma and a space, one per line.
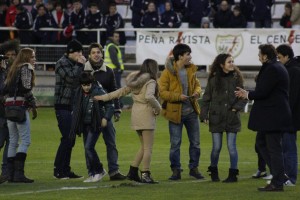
136, 29, 300, 66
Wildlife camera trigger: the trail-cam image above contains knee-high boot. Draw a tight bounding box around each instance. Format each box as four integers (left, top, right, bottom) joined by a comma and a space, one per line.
13, 153, 34, 183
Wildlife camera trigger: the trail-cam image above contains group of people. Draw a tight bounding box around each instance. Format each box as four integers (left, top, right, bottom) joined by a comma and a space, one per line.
0, 36, 299, 191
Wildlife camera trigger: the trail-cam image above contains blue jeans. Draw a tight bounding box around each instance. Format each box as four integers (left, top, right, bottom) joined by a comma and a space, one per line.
0, 118, 9, 174
102, 120, 119, 175
83, 125, 103, 176
210, 132, 238, 169
169, 112, 200, 170
7, 111, 30, 157
282, 132, 298, 184
54, 109, 75, 175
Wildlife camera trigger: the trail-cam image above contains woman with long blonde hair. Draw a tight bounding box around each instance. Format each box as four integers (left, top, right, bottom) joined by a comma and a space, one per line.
0, 48, 37, 184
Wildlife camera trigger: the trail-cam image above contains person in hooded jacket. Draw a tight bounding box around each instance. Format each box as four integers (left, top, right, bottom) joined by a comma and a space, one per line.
200, 54, 247, 183
160, 1, 181, 28
140, 1, 160, 28
94, 59, 161, 184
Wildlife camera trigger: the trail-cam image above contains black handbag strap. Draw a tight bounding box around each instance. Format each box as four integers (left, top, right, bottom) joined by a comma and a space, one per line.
12, 69, 22, 104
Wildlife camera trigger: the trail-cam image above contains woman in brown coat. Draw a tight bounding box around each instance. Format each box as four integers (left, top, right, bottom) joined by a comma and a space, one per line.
94, 59, 161, 184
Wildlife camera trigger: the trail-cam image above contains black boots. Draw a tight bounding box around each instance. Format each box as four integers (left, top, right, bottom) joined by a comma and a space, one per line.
207, 166, 220, 182
141, 171, 158, 184
0, 157, 15, 184
169, 168, 182, 180
13, 153, 34, 183
127, 165, 141, 182
223, 168, 239, 183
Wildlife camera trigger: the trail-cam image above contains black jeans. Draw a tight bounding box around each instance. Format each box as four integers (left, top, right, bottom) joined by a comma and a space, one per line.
54, 109, 75, 175
256, 131, 284, 187
255, 132, 267, 172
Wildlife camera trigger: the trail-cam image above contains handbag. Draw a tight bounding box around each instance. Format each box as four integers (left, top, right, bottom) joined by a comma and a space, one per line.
4, 70, 26, 123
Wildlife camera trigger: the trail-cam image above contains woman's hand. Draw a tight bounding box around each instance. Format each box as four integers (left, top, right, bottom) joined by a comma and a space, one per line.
101, 118, 107, 127
94, 95, 104, 101
235, 87, 248, 99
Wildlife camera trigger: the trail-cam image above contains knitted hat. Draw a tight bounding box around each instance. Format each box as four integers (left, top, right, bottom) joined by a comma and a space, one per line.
67, 39, 83, 54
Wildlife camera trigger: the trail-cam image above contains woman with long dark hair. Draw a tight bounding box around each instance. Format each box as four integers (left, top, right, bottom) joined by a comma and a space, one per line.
200, 53, 247, 183
94, 58, 161, 184
0, 48, 37, 184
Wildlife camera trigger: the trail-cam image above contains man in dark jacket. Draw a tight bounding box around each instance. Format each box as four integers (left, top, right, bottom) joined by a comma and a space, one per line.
235, 44, 293, 192
84, 43, 126, 181
130, 0, 145, 28
213, 0, 233, 28
253, 0, 274, 28
85, 3, 103, 44
14, 5, 33, 44
276, 44, 300, 186
160, 1, 181, 28
185, 0, 210, 28
54, 39, 86, 179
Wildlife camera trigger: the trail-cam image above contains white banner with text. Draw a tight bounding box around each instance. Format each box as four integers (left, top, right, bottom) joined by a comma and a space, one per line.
136, 29, 300, 66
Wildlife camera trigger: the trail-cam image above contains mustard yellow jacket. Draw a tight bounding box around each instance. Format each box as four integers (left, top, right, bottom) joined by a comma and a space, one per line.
158, 58, 201, 124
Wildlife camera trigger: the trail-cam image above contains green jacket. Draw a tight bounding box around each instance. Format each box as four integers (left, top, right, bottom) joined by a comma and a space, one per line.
200, 71, 247, 133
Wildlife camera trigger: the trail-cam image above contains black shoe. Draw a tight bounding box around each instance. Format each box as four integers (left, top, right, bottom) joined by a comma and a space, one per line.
258, 184, 284, 192
169, 169, 182, 181
189, 168, 205, 180
54, 173, 69, 179
127, 166, 141, 182
141, 171, 158, 184
110, 172, 127, 181
67, 171, 83, 179
0, 175, 8, 184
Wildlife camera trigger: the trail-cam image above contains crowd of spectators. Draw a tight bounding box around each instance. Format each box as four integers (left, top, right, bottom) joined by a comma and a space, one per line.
0, 0, 300, 45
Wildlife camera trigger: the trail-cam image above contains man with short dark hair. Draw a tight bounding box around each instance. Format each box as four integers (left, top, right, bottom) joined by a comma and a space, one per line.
84, 43, 126, 181
53, 39, 86, 179
276, 44, 300, 186
159, 43, 204, 181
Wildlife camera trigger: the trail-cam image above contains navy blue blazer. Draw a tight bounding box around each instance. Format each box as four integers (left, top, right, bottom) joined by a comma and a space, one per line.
248, 59, 293, 132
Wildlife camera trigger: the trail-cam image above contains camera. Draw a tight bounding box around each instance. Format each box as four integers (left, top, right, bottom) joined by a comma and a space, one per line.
0, 55, 9, 61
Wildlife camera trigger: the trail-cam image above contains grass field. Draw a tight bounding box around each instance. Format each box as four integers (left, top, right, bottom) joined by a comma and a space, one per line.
0, 108, 299, 200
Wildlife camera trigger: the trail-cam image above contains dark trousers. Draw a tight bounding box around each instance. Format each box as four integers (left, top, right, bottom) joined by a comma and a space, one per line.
0, 118, 9, 175
256, 131, 284, 187
255, 132, 267, 172
54, 109, 75, 175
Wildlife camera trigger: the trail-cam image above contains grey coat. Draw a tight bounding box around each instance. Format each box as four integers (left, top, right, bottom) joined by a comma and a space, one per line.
200, 71, 247, 133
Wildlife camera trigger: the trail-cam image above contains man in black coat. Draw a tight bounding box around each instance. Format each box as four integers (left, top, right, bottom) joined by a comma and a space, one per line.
235, 44, 293, 192
276, 44, 300, 186
84, 43, 126, 181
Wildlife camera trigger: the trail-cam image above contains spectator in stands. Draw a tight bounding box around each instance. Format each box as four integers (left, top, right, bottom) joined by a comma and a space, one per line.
63, 0, 88, 44
171, 0, 186, 20
0, 39, 19, 184
98, 0, 114, 16
280, 3, 292, 28
200, 53, 247, 183
156, 0, 167, 14
130, 0, 145, 28
160, 1, 181, 28
240, 0, 254, 26
31, 0, 43, 21
276, 44, 300, 186
103, 2, 126, 48
291, 0, 300, 29
94, 58, 162, 184
229, 5, 247, 28
213, 0, 233, 28
235, 44, 293, 192
0, 1, 9, 43
85, 3, 103, 44
14, 5, 33, 44
50, 2, 67, 44
104, 31, 124, 89
210, 0, 235, 12
185, 0, 209, 28
159, 44, 204, 181
5, 0, 21, 39
252, 0, 273, 28
33, 4, 53, 44
84, 43, 126, 181
54, 39, 86, 180
201, 17, 210, 28
140, 1, 160, 28
45, 0, 55, 14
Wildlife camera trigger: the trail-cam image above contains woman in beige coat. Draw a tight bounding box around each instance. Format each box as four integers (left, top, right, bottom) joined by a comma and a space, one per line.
94, 59, 161, 184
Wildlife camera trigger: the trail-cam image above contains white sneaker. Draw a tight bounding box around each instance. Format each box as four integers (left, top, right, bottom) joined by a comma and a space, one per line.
92, 169, 107, 182
263, 174, 273, 180
83, 176, 94, 183
266, 180, 271, 184
284, 180, 296, 187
